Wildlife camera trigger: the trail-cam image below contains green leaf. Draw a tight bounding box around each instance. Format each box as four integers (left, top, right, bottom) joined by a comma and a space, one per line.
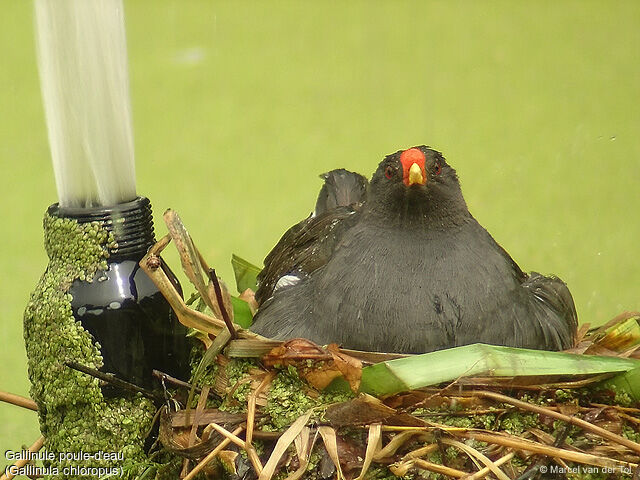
231, 296, 253, 328
601, 366, 640, 402
231, 254, 261, 293
188, 328, 232, 407
329, 343, 640, 397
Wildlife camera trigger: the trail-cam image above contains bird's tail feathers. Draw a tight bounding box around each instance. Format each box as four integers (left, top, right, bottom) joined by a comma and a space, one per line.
524, 272, 579, 349
314, 169, 368, 216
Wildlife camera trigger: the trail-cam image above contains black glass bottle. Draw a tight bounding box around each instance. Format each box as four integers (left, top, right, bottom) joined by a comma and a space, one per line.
48, 196, 191, 390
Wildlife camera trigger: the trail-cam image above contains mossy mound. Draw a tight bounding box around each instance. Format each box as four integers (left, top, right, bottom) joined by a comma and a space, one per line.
150, 343, 640, 480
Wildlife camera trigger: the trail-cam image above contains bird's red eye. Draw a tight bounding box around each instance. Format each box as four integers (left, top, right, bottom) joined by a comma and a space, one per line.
434, 162, 442, 175
385, 166, 395, 179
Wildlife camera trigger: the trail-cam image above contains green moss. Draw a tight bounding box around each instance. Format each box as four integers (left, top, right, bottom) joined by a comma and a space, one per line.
192, 348, 355, 438
23, 213, 154, 479
365, 465, 405, 480
555, 388, 578, 402
187, 344, 221, 409
424, 450, 444, 480
622, 424, 640, 443
440, 415, 474, 429
218, 358, 256, 413
272, 470, 290, 480
498, 412, 539, 435
151, 456, 184, 480
519, 393, 551, 406
443, 446, 458, 461
225, 358, 257, 385
610, 386, 634, 408
189, 343, 211, 381
318, 386, 356, 405
305, 449, 323, 473
264, 367, 316, 430
414, 409, 497, 431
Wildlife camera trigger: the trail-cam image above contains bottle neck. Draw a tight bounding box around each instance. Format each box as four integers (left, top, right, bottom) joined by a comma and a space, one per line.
48, 196, 156, 260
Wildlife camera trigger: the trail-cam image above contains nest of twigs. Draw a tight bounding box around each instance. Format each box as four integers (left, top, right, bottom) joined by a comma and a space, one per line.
3, 212, 639, 480
135, 210, 640, 480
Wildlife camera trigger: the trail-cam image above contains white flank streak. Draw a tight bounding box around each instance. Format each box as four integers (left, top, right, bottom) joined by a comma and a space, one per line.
35, 0, 136, 207
275, 274, 301, 291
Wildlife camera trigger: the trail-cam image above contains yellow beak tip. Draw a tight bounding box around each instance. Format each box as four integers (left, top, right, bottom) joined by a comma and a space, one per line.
408, 163, 424, 185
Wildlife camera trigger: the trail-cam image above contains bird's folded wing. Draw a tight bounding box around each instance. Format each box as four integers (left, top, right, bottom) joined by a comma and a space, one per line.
256, 205, 361, 304
256, 168, 367, 304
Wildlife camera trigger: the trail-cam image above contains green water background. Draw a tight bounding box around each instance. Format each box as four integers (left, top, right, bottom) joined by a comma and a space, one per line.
1, 0, 638, 461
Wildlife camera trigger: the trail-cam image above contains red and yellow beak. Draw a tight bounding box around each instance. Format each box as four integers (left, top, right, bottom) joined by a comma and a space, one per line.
400, 148, 426, 186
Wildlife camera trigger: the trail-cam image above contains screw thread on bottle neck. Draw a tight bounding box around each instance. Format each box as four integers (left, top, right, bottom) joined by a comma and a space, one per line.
48, 196, 155, 260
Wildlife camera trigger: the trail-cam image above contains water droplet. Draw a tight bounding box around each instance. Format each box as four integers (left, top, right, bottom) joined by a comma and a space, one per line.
109, 301, 121, 310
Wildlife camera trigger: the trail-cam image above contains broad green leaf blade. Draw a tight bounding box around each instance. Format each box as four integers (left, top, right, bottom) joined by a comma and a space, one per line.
601, 366, 640, 402
231, 254, 261, 293
357, 344, 640, 396
231, 296, 254, 328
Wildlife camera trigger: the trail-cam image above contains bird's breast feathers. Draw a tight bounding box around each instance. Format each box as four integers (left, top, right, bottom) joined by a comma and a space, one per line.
310, 220, 518, 321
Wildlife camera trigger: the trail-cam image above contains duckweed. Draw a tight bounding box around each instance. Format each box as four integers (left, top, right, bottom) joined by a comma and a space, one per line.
23, 213, 154, 479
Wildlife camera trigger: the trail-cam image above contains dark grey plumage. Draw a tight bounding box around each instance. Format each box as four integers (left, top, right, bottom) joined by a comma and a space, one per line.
251, 146, 578, 353
314, 169, 368, 216
255, 170, 367, 305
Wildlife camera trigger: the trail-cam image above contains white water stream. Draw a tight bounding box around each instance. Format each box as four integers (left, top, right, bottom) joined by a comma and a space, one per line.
35, 0, 136, 208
